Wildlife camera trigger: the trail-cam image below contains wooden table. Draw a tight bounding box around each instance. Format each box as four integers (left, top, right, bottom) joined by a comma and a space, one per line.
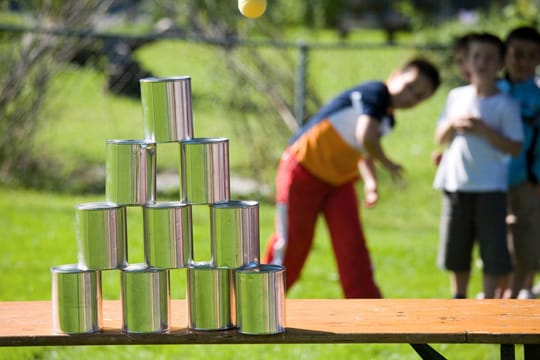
1, 299, 539, 359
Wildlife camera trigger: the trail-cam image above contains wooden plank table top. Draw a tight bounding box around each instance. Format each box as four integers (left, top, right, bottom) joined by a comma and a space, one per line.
0, 299, 539, 347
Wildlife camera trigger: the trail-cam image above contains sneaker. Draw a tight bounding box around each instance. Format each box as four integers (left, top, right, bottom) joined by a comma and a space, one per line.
476, 292, 485, 299
517, 289, 536, 299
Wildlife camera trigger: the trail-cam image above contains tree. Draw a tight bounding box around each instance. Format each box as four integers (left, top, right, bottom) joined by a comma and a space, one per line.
0, 1, 114, 188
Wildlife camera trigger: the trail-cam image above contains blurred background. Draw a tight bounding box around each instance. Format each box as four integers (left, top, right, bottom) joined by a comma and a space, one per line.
1, 1, 538, 359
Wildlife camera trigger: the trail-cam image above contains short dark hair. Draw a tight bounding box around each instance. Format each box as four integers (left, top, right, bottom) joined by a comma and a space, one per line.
402, 58, 441, 91
505, 26, 540, 46
467, 32, 506, 60
452, 33, 476, 53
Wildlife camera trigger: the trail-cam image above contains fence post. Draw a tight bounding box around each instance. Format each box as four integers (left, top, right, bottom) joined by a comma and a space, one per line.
294, 41, 309, 127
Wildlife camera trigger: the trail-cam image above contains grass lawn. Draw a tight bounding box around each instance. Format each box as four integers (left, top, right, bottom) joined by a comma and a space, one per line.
0, 33, 512, 359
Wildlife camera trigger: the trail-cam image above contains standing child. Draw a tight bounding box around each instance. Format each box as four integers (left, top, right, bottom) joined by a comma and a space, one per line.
432, 33, 475, 167
433, 33, 523, 299
498, 26, 540, 299
263, 58, 441, 298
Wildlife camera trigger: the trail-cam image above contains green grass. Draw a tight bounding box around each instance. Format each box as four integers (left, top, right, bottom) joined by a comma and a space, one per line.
0, 32, 516, 359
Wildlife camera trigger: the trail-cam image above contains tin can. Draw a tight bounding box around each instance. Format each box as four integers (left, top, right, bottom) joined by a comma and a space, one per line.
76, 202, 127, 270
180, 138, 230, 205
140, 76, 194, 143
121, 263, 170, 333
51, 264, 102, 334
187, 262, 234, 330
143, 201, 193, 269
235, 264, 285, 335
211, 200, 259, 269
105, 139, 156, 206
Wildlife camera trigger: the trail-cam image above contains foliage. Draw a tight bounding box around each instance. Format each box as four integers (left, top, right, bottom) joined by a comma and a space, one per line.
0, 1, 113, 189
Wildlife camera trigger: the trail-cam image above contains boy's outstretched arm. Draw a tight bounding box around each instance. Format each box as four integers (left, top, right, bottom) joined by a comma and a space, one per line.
358, 156, 378, 208
356, 114, 403, 182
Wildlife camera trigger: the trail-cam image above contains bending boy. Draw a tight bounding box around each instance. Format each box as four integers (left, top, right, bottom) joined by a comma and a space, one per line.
263, 58, 440, 298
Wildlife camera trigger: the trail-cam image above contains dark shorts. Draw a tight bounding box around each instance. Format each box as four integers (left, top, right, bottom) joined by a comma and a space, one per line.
437, 191, 513, 275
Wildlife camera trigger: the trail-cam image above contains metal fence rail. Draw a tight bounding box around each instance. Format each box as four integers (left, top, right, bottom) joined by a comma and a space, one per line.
0, 23, 446, 125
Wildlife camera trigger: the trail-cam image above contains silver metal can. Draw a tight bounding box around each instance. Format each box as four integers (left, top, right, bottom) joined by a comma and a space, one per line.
140, 76, 194, 143
105, 139, 156, 206
235, 264, 286, 335
143, 201, 193, 269
51, 264, 102, 334
211, 200, 260, 269
76, 202, 127, 270
121, 263, 170, 333
187, 262, 234, 330
180, 138, 230, 205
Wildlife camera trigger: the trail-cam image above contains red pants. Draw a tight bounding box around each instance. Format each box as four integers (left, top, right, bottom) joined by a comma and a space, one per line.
262, 151, 382, 298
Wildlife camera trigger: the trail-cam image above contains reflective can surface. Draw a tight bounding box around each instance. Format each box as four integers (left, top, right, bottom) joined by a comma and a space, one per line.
105, 139, 156, 206
143, 201, 193, 269
76, 202, 127, 270
235, 264, 285, 335
121, 263, 170, 334
140, 76, 194, 143
180, 138, 230, 204
211, 200, 260, 269
51, 264, 102, 334
187, 262, 234, 330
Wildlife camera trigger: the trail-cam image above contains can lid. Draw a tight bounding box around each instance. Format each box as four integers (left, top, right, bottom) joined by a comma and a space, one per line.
180, 137, 228, 145
106, 139, 153, 145
139, 76, 191, 83
188, 261, 219, 271
50, 264, 95, 273
76, 202, 122, 211
211, 200, 258, 209
121, 263, 166, 273
236, 264, 284, 274
144, 201, 189, 209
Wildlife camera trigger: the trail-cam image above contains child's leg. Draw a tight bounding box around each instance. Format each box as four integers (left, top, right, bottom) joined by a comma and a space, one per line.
263, 151, 329, 291
323, 182, 381, 298
477, 192, 513, 298
450, 271, 470, 298
483, 273, 508, 298
439, 192, 475, 298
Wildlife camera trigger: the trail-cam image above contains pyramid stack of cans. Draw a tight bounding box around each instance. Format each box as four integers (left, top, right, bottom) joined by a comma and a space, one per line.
50, 76, 285, 336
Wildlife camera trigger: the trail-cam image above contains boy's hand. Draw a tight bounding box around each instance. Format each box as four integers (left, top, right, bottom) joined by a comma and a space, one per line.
384, 160, 404, 185
363, 183, 378, 208
453, 115, 486, 134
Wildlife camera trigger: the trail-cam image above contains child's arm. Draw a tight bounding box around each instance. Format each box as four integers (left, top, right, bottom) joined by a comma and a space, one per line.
356, 114, 403, 182
435, 117, 458, 146
436, 115, 522, 156
358, 156, 378, 208
458, 116, 522, 156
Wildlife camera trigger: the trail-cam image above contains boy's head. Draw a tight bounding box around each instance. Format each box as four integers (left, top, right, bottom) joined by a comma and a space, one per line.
464, 33, 505, 84
453, 33, 476, 82
386, 58, 440, 109
504, 26, 540, 82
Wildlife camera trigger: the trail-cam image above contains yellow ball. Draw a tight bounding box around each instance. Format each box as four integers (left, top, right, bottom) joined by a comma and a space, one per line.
238, 0, 267, 19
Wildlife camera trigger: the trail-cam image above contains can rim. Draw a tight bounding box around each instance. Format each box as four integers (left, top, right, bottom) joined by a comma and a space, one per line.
143, 201, 189, 209
180, 137, 228, 145
139, 76, 191, 83
50, 264, 96, 273
106, 139, 153, 145
121, 263, 166, 273
76, 202, 122, 210
235, 264, 284, 274
210, 200, 258, 209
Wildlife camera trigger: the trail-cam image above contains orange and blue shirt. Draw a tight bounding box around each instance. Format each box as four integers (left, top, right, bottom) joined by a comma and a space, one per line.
289, 81, 395, 185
